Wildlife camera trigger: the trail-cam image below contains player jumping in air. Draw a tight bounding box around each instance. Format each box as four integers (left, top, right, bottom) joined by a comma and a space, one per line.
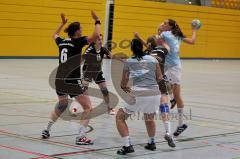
158, 19, 198, 137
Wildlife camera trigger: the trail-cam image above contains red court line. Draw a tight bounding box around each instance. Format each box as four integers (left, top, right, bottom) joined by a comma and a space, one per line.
0, 129, 94, 151
0, 144, 54, 159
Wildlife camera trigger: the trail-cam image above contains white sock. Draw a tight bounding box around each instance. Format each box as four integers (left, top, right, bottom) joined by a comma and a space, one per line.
123, 136, 131, 147
148, 137, 155, 144
169, 93, 174, 100
163, 120, 171, 134
178, 108, 184, 126
46, 120, 54, 131
79, 125, 87, 137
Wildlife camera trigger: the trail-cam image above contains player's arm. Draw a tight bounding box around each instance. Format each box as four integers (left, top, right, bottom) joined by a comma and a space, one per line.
155, 34, 170, 52
182, 29, 197, 45
134, 32, 148, 48
87, 11, 101, 44
53, 13, 67, 40
102, 47, 126, 62
161, 40, 170, 52
155, 63, 163, 82
121, 64, 131, 93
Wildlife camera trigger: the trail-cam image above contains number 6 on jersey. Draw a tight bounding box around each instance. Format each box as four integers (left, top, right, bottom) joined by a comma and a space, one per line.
61, 48, 68, 63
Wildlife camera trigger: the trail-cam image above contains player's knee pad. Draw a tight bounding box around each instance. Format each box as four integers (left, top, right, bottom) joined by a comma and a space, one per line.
100, 87, 109, 96
55, 103, 68, 114
158, 79, 168, 95
159, 104, 169, 114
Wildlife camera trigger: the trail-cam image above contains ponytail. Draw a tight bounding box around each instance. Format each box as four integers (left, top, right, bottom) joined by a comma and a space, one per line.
64, 22, 80, 37
168, 19, 185, 39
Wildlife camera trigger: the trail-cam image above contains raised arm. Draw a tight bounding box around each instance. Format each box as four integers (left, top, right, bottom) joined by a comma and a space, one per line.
134, 32, 148, 48
182, 29, 197, 45
53, 13, 68, 40
87, 11, 101, 44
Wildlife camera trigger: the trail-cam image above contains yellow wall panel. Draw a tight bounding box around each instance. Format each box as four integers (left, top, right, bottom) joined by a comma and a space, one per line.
112, 0, 240, 58
0, 0, 106, 56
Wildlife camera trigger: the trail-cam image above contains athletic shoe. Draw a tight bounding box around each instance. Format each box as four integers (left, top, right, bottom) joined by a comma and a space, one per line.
41, 130, 50, 139
145, 142, 156, 151
75, 136, 93, 145
108, 108, 116, 115
164, 134, 176, 148
117, 145, 135, 155
170, 99, 177, 109
173, 124, 188, 137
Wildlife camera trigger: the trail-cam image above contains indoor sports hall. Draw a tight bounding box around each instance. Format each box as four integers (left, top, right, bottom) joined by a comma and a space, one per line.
0, 0, 240, 159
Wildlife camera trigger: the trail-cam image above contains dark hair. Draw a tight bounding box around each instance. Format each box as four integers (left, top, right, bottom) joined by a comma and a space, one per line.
146, 36, 157, 50
64, 22, 80, 37
131, 39, 144, 60
168, 19, 185, 39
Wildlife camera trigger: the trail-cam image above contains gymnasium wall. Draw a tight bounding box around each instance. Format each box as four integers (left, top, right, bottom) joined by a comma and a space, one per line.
0, 0, 106, 57
112, 0, 240, 58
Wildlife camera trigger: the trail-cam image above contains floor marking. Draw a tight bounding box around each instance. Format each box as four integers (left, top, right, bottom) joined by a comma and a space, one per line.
48, 131, 240, 157
0, 144, 55, 159
0, 129, 95, 151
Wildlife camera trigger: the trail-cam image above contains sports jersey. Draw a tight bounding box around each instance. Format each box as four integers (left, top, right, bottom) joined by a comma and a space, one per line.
55, 36, 88, 80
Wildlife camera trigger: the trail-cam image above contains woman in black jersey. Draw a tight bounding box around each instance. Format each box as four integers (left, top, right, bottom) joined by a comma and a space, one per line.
42, 11, 101, 145
82, 34, 116, 115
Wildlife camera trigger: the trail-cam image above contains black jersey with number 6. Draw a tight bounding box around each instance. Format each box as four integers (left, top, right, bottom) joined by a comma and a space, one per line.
55, 36, 88, 80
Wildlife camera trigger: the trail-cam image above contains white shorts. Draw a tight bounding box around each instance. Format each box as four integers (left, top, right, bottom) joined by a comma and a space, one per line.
122, 87, 160, 114
165, 65, 182, 85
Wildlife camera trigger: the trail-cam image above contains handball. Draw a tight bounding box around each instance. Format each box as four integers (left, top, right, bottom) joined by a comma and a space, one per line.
69, 100, 81, 114
191, 19, 202, 30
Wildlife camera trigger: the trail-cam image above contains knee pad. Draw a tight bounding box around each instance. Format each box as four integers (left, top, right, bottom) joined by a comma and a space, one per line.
100, 87, 109, 96
159, 104, 169, 113
55, 102, 68, 114
158, 79, 168, 95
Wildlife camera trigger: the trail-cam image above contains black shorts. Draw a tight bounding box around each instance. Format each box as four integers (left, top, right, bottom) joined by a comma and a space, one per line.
83, 70, 106, 84
55, 79, 86, 98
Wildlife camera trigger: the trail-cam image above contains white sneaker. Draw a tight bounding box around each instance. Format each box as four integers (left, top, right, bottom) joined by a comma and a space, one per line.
108, 108, 116, 115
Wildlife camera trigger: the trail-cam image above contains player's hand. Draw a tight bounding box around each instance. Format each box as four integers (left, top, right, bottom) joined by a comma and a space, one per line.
91, 10, 99, 21
60, 13, 68, 25
134, 32, 140, 39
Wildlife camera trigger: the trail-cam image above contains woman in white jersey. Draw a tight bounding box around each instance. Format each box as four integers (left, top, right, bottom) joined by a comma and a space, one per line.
158, 19, 197, 137
116, 39, 164, 155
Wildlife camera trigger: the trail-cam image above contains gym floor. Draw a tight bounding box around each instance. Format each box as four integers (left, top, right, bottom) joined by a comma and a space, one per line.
0, 59, 240, 159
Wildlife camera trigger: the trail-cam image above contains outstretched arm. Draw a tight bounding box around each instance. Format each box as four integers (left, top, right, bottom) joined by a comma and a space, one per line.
87, 11, 101, 44
134, 32, 148, 48
53, 13, 68, 40
183, 28, 197, 45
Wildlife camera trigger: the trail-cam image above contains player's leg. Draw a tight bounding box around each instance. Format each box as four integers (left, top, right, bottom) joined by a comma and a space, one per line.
172, 84, 187, 137
169, 66, 187, 137
74, 91, 93, 145
116, 108, 134, 155
42, 95, 68, 139
158, 78, 175, 146
144, 113, 157, 151
159, 95, 176, 147
95, 72, 116, 115
166, 82, 177, 109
